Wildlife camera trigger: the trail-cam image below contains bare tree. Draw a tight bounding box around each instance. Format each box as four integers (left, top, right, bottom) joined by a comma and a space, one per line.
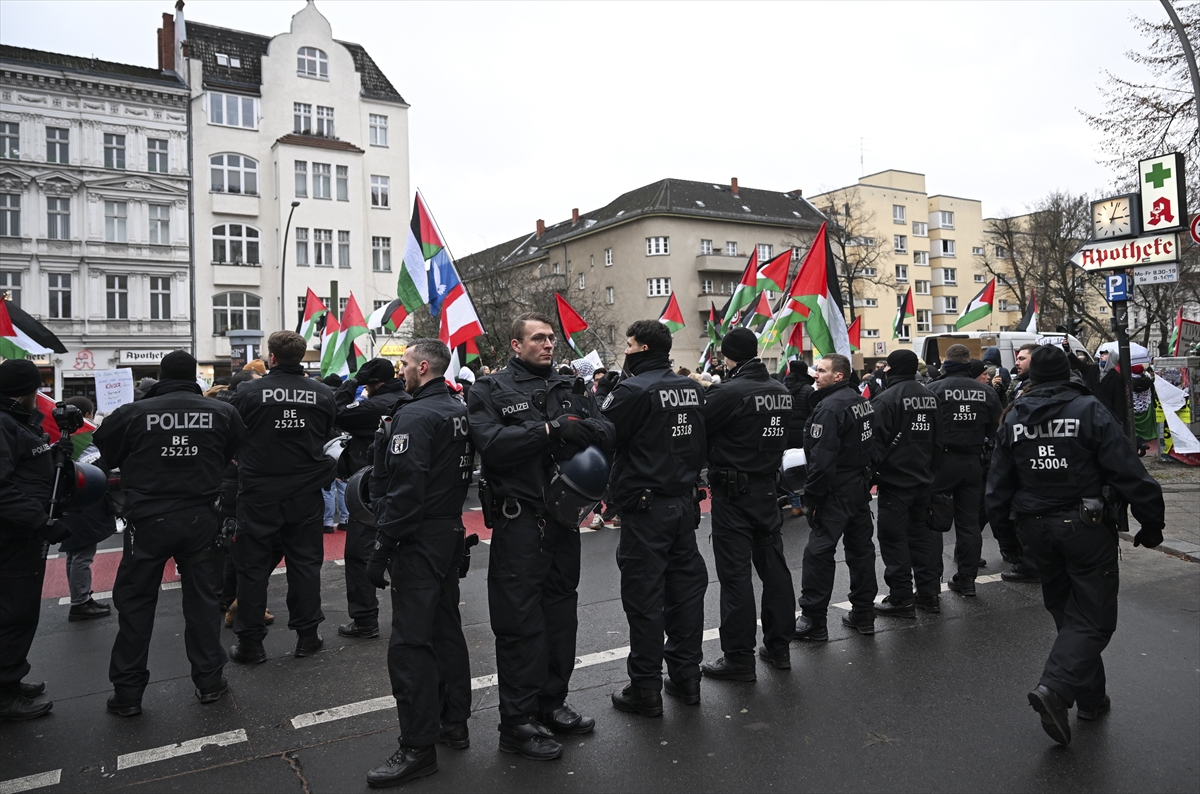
805, 189, 896, 320
976, 214, 1035, 313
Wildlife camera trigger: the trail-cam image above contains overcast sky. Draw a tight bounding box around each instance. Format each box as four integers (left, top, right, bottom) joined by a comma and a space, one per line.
0, 0, 1167, 254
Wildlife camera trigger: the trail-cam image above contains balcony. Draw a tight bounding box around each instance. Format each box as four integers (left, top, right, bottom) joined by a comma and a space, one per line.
213, 264, 262, 286
695, 254, 750, 273
212, 191, 260, 217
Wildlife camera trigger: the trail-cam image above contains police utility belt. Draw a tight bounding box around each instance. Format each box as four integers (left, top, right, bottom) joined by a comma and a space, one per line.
1020, 486, 1122, 529
941, 444, 983, 455
709, 469, 770, 499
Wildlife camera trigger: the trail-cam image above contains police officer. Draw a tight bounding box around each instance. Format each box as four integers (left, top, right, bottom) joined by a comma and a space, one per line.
928, 344, 1002, 597
94, 351, 245, 716
467, 312, 613, 761
986, 345, 1165, 746
794, 353, 878, 640
0, 359, 59, 721
602, 320, 708, 714
363, 340, 473, 788
332, 358, 410, 640
870, 350, 940, 618
229, 330, 337, 663
700, 328, 794, 678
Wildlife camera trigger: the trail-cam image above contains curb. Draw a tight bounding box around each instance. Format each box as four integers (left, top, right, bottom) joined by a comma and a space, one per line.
1119, 531, 1200, 563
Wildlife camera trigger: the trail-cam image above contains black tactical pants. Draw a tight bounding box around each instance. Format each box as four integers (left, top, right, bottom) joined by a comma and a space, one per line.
932, 452, 983, 583
1018, 510, 1118, 710
109, 506, 225, 700
487, 508, 580, 725
711, 479, 795, 662
617, 494, 708, 690
388, 522, 471, 748
343, 516, 379, 627
797, 478, 878, 617
234, 491, 325, 642
876, 487, 939, 599
0, 536, 47, 695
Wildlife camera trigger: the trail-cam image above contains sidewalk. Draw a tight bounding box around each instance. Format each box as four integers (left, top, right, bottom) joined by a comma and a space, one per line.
1131, 452, 1200, 562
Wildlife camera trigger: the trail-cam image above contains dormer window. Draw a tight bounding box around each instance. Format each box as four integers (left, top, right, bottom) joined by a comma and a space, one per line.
297, 47, 328, 79
214, 53, 241, 68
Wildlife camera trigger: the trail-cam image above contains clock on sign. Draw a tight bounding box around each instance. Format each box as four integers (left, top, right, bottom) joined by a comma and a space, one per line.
1090, 194, 1140, 241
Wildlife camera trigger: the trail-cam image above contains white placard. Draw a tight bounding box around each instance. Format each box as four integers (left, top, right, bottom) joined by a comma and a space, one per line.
93, 368, 135, 413
1133, 262, 1179, 285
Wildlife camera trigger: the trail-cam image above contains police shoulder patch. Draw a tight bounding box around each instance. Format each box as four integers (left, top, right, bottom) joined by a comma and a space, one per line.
601, 393, 614, 410
810, 423, 823, 438
390, 433, 409, 454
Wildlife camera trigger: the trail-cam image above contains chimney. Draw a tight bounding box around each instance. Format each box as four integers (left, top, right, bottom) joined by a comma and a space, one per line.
536, 219, 545, 238
792, 189, 803, 197
730, 178, 739, 196
158, 12, 175, 72
571, 208, 579, 225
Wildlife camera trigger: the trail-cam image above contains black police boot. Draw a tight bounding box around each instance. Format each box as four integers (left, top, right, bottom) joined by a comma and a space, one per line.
1076, 695, 1111, 721
536, 703, 595, 735
1001, 567, 1041, 583
337, 620, 380, 639
758, 645, 792, 670
0, 691, 53, 721
366, 744, 437, 788
196, 677, 229, 705
664, 674, 701, 705
229, 639, 267, 665
68, 598, 111, 621
701, 655, 757, 682
106, 694, 143, 717
18, 681, 45, 698
438, 721, 470, 750
841, 608, 876, 635
793, 614, 828, 642
611, 683, 663, 717
1028, 684, 1071, 746
948, 576, 977, 597
915, 593, 941, 614
295, 631, 324, 658
498, 722, 564, 761
874, 595, 916, 619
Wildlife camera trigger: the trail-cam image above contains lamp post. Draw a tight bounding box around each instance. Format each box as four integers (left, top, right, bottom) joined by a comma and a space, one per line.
280, 200, 301, 330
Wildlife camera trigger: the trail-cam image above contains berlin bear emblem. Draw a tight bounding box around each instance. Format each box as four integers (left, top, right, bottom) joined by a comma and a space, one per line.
390, 433, 409, 454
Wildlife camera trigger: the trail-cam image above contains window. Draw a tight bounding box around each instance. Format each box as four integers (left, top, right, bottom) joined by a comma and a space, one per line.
149, 204, 170, 244
214, 53, 241, 68
104, 201, 127, 242
47, 197, 69, 240
297, 47, 328, 79
998, 299, 1016, 312
726, 241, 738, 256
0, 270, 21, 307
898, 324, 911, 341
371, 176, 390, 208
47, 273, 71, 318
757, 243, 773, 261
933, 210, 954, 229
995, 245, 1008, 258
294, 103, 312, 134
862, 329, 880, 339
313, 163, 331, 199
210, 154, 258, 195
646, 277, 671, 297
861, 267, 877, 277
46, 127, 68, 164
911, 221, 928, 238
209, 92, 257, 129
700, 239, 713, 255
895, 264, 908, 282
148, 138, 168, 173
604, 248, 613, 266
893, 204, 906, 224
940, 296, 958, 314
0, 194, 19, 237
940, 267, 957, 285
104, 134, 125, 169
971, 246, 985, 257
791, 246, 804, 262
149, 276, 171, 320
314, 229, 333, 266
295, 227, 309, 266
105, 274, 128, 319
339, 297, 349, 315
702, 278, 713, 293
294, 161, 307, 198
974, 273, 986, 283
915, 279, 931, 295
372, 236, 391, 271
913, 251, 929, 266
936, 239, 956, 257
606, 286, 614, 305
578, 273, 586, 290
552, 262, 560, 275
916, 309, 932, 333
894, 235, 907, 254
212, 291, 261, 334
315, 106, 335, 137
369, 114, 388, 146
854, 298, 878, 308
212, 224, 260, 265
336, 165, 348, 201
646, 236, 670, 256
0, 122, 17, 158
338, 230, 350, 268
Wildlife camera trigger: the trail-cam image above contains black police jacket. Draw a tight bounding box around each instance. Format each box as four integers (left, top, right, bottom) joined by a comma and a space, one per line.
374, 381, 473, 542
803, 380, 874, 502
986, 381, 1164, 528
231, 364, 337, 499
93, 380, 245, 523
783, 371, 815, 448
468, 356, 613, 506
929, 373, 1002, 453
704, 359, 791, 477
0, 399, 54, 539
334, 379, 410, 472
870, 375, 937, 489
602, 358, 706, 503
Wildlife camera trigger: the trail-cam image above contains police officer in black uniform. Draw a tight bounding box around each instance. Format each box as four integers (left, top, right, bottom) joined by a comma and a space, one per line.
332, 358, 410, 640
94, 351, 245, 716
602, 320, 708, 714
0, 359, 59, 721
700, 328, 794, 678
363, 339, 473, 788
467, 312, 613, 761
986, 345, 1165, 746
793, 353, 878, 640
870, 349, 940, 618
229, 331, 337, 663
928, 344, 1002, 597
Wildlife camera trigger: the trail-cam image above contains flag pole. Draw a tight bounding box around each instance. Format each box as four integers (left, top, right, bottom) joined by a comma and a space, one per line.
416, 187, 487, 341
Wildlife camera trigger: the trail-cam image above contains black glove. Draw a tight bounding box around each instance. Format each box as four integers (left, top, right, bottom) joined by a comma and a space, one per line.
366, 534, 398, 589
548, 417, 593, 455
804, 504, 821, 529
1133, 525, 1164, 549
595, 371, 620, 399
39, 519, 71, 545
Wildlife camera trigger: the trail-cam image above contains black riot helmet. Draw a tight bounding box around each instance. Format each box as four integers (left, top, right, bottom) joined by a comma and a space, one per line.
61, 461, 110, 513
345, 466, 377, 527
779, 448, 807, 493
543, 445, 611, 528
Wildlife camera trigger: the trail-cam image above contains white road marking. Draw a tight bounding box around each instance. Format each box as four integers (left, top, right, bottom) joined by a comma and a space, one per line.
57, 590, 112, 606
831, 572, 1009, 610
0, 769, 61, 794
271, 567, 287, 576
116, 728, 248, 771
161, 581, 182, 591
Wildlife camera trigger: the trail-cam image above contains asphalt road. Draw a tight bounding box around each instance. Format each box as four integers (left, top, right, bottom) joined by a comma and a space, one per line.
3, 502, 1198, 794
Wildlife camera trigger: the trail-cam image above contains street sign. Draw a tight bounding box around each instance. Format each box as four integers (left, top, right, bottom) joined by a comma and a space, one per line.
1105, 273, 1129, 301
1191, 214, 1200, 246
1071, 232, 1180, 271
1138, 153, 1187, 234
1133, 262, 1180, 285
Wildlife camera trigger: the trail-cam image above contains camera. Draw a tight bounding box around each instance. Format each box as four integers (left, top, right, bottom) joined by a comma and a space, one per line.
52, 402, 85, 437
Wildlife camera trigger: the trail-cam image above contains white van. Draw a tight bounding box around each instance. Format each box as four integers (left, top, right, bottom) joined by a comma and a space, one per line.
912, 331, 1092, 370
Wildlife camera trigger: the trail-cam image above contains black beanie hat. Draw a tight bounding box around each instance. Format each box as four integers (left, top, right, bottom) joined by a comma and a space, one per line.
159, 350, 197, 381
356, 358, 396, 384
0, 359, 41, 397
1029, 345, 1071, 385
968, 359, 987, 379
721, 328, 758, 363
885, 349, 918, 379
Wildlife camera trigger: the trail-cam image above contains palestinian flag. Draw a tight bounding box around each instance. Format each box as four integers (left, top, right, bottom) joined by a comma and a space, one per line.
36, 392, 97, 460
297, 289, 328, 343
699, 340, 714, 370
893, 287, 914, 340
555, 293, 589, 354
1, 298, 68, 360
456, 337, 480, 365
783, 319, 805, 363
1014, 288, 1039, 335
706, 301, 722, 346
742, 290, 774, 329
756, 250, 792, 293
955, 277, 995, 329
722, 250, 759, 329
847, 315, 861, 353
788, 223, 849, 357
658, 292, 686, 334
1167, 306, 1182, 355
336, 294, 370, 377
399, 194, 437, 313
366, 297, 408, 334
319, 310, 342, 378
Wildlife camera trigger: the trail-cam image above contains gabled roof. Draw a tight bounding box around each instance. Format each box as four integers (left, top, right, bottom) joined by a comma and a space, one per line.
274, 133, 365, 154
0, 44, 186, 89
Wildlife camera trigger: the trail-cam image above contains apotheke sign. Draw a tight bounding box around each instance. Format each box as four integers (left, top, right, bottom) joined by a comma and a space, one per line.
1070, 233, 1179, 271
119, 349, 178, 365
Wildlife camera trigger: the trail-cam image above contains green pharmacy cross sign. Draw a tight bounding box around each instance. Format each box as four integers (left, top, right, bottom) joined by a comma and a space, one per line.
1145, 161, 1172, 190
